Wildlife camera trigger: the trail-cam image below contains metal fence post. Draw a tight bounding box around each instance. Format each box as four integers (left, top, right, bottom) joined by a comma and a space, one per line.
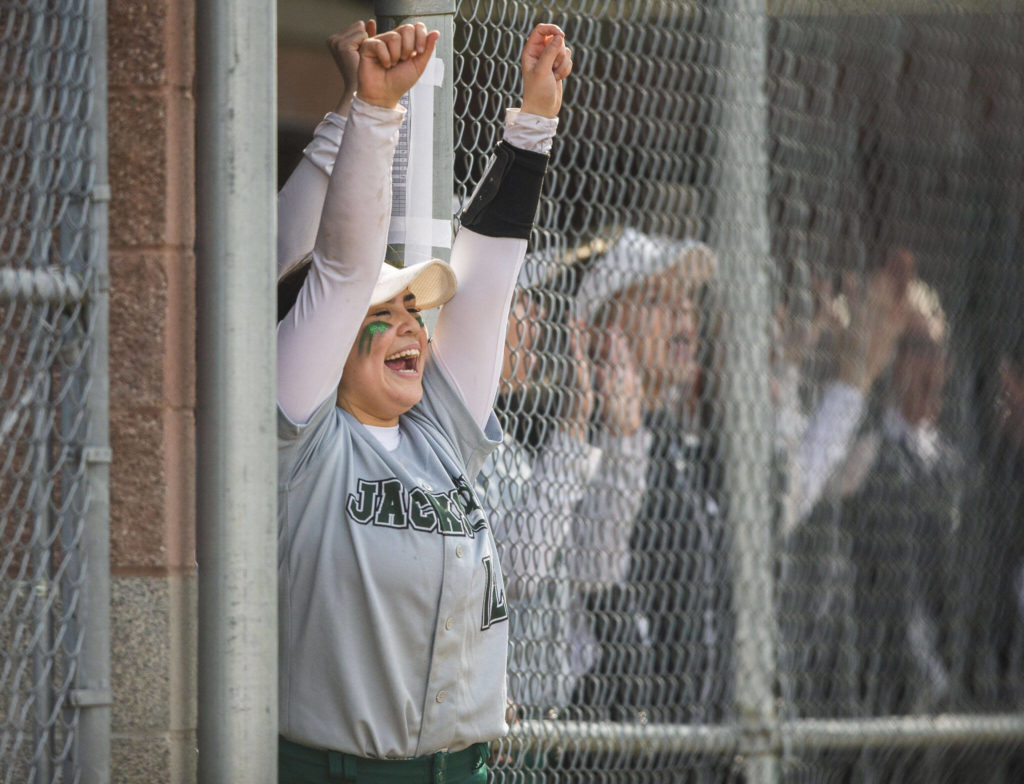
715, 2, 777, 783
77, 0, 113, 780
195, 1, 278, 781
374, 0, 455, 270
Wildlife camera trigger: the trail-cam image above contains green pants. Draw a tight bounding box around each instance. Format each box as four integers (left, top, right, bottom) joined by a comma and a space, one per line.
279, 736, 490, 784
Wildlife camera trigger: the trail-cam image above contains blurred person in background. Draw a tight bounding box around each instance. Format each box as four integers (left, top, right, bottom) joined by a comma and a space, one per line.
809, 277, 965, 783
774, 248, 914, 729
934, 347, 1024, 784
480, 284, 598, 726
835, 278, 957, 709
773, 247, 915, 537
953, 352, 1024, 782
565, 230, 724, 745
996, 357, 1024, 638
995, 357, 1024, 703
482, 228, 718, 780
479, 272, 647, 775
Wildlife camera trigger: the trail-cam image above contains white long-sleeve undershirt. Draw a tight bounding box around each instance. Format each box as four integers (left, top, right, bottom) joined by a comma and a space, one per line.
777, 377, 868, 537
276, 101, 556, 429
277, 99, 400, 425
277, 112, 347, 278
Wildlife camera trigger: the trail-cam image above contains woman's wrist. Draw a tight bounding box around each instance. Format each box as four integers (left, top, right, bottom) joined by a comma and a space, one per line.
333, 90, 356, 116
519, 100, 557, 119
354, 89, 402, 110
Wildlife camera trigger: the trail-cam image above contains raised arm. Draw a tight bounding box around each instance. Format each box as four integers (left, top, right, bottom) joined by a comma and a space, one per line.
277, 24, 440, 424
433, 24, 572, 428
782, 253, 912, 534
277, 21, 375, 278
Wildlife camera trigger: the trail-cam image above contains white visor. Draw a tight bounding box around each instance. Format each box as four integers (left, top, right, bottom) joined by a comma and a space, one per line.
371, 258, 458, 312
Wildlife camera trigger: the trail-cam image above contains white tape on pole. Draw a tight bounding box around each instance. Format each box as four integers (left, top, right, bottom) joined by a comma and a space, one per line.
389, 55, 451, 266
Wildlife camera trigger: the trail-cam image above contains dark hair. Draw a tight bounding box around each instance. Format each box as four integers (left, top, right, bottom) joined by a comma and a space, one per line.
277, 260, 311, 323
494, 284, 576, 451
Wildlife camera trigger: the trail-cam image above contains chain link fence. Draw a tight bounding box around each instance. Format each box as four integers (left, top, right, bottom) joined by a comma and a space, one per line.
454, 2, 1024, 781
0, 0, 107, 782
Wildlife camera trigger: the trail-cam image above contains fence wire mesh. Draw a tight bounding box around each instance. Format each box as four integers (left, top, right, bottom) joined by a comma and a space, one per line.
454, 2, 1024, 782
0, 1, 99, 782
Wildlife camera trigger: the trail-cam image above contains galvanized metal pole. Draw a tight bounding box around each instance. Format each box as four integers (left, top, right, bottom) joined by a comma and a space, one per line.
77, 0, 113, 780
714, 2, 777, 783
195, 1, 278, 781
374, 0, 455, 269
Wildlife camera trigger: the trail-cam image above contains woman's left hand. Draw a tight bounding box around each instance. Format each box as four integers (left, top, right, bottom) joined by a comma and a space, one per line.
357, 22, 440, 109
520, 23, 573, 119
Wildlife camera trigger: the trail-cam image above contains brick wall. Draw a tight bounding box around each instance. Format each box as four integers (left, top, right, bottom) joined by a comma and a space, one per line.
107, 0, 197, 780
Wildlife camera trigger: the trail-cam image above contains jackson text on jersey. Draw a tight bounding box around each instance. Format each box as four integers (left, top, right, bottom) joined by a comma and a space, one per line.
346, 473, 487, 536
345, 472, 509, 630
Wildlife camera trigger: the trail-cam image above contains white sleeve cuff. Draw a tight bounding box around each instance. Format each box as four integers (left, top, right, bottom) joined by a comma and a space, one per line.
320, 111, 347, 136
301, 112, 348, 176
503, 108, 558, 154
351, 96, 407, 122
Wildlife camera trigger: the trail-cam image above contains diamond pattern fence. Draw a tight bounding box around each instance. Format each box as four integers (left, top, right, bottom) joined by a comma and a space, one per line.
453, 2, 1024, 782
0, 1, 107, 782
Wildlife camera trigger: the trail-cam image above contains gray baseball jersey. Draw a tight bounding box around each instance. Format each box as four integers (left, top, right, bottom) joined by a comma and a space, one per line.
277, 350, 509, 759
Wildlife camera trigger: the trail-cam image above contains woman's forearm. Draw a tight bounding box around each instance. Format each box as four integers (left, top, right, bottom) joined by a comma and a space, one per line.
277, 113, 348, 278
432, 112, 557, 428
276, 99, 403, 423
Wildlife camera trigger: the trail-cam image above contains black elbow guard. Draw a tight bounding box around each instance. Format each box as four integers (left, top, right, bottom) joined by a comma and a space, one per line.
458, 141, 548, 240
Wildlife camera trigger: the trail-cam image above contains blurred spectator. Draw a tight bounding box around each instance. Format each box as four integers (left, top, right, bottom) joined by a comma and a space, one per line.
775, 249, 914, 723
481, 257, 655, 777
481, 286, 599, 721
774, 247, 914, 538
834, 279, 959, 713
780, 272, 964, 782
994, 358, 1024, 703
957, 355, 1024, 714
565, 228, 725, 733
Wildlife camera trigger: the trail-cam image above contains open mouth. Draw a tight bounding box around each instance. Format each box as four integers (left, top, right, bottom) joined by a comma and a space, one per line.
384, 347, 420, 375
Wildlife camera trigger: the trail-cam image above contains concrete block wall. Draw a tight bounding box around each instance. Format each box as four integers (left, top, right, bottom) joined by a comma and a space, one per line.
107, 0, 197, 780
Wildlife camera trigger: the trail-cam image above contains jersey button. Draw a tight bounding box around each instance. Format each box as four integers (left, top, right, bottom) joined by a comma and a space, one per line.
455, 545, 464, 558
436, 690, 447, 703
444, 617, 454, 631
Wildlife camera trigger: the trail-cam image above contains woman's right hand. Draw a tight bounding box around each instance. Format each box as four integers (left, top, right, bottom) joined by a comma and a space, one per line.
357, 23, 440, 110
564, 321, 596, 440
591, 327, 643, 436
327, 20, 376, 114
